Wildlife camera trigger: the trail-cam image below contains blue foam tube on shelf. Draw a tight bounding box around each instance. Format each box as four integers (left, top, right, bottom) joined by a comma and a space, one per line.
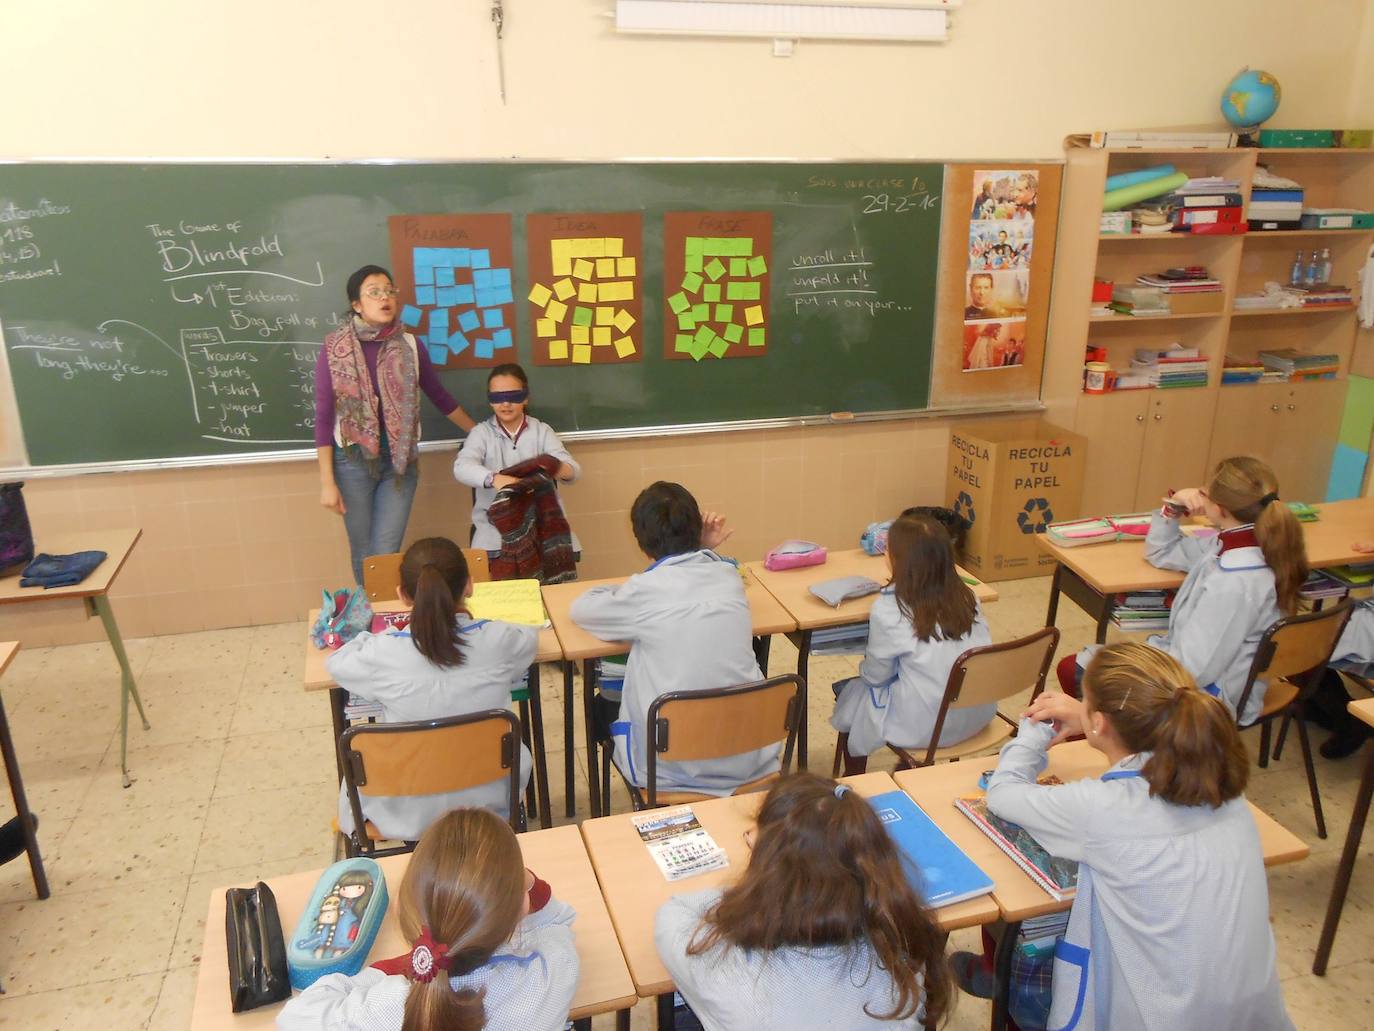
1104, 164, 1177, 193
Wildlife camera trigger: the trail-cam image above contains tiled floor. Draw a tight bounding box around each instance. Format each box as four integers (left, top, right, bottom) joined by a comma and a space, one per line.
1, 575, 1372, 1029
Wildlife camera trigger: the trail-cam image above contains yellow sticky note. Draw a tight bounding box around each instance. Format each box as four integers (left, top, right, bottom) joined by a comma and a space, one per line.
595, 306, 615, 325
573, 258, 594, 281
604, 237, 624, 258
553, 278, 575, 301
536, 318, 556, 338
593, 326, 612, 346
614, 336, 636, 358
745, 305, 765, 326
571, 325, 590, 345
613, 308, 636, 332
578, 281, 599, 303
584, 238, 605, 257
572, 343, 592, 365
598, 281, 630, 302
565, 238, 590, 258
552, 239, 573, 262
596, 257, 616, 278
552, 255, 572, 276
545, 299, 568, 323
616, 256, 636, 277
548, 339, 569, 360
527, 283, 553, 307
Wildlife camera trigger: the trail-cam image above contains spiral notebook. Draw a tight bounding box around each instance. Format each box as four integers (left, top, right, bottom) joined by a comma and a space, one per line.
866, 790, 993, 908
954, 791, 1079, 902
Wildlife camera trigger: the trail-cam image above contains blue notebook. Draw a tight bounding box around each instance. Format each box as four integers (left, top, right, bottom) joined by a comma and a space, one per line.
867, 789, 994, 908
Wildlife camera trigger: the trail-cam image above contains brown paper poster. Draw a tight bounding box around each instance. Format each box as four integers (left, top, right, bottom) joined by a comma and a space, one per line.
661, 211, 773, 361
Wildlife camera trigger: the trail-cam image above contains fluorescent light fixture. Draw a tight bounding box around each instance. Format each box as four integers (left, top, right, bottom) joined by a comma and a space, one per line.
614, 1, 956, 42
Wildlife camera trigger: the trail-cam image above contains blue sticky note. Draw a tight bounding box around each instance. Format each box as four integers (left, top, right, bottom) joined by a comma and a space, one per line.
492, 267, 512, 289
474, 337, 495, 360
453, 284, 475, 306
428, 309, 449, 336
491, 285, 514, 306
470, 249, 491, 270
482, 308, 504, 329
448, 331, 469, 355
458, 309, 481, 333
491, 328, 513, 350
473, 268, 493, 289
413, 264, 435, 286
448, 248, 471, 268
415, 285, 435, 305
413, 248, 437, 268
428, 344, 447, 364
435, 266, 456, 288
436, 286, 459, 307
474, 290, 496, 309
400, 304, 422, 327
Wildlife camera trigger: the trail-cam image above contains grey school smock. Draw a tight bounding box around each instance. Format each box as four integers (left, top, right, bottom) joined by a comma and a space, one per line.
987, 720, 1294, 1031
656, 888, 929, 1030
831, 588, 994, 757
1143, 513, 1281, 725
569, 549, 779, 795
326, 618, 536, 839
1332, 598, 1374, 676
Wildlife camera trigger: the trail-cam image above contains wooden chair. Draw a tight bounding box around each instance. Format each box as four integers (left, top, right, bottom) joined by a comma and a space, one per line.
600, 675, 805, 814
362, 548, 490, 601
834, 626, 1060, 775
337, 709, 523, 858
1236, 600, 1353, 840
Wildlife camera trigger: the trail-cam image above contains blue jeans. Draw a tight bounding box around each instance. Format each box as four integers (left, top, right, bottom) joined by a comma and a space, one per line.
333, 443, 419, 585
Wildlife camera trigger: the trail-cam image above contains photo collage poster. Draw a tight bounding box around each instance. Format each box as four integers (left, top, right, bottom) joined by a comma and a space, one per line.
962, 170, 1037, 374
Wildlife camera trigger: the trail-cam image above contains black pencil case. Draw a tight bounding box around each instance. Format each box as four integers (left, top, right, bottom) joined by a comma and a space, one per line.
226, 881, 292, 1012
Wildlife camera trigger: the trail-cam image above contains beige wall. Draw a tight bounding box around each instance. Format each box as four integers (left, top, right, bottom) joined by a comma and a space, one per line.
4, 0, 1374, 642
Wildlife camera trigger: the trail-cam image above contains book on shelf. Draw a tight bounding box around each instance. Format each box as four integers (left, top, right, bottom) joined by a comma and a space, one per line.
1221, 355, 1265, 384
1136, 274, 1223, 293
1135, 344, 1202, 361
1085, 130, 1239, 149
955, 785, 1079, 902
1259, 349, 1341, 379
867, 790, 995, 908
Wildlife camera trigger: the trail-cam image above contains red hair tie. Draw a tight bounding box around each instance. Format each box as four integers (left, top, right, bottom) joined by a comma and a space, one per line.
408, 927, 452, 983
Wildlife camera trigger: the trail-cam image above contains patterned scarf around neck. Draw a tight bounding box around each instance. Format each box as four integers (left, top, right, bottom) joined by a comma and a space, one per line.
324, 315, 420, 476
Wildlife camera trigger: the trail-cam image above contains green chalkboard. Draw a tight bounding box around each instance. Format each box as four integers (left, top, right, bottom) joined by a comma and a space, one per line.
0, 162, 944, 467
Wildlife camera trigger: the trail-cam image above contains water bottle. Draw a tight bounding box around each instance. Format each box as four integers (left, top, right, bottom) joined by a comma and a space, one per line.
1305, 250, 1321, 288
1320, 248, 1332, 287
1290, 250, 1305, 288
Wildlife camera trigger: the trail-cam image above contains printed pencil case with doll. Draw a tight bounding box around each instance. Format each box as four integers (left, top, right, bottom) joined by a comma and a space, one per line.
287, 858, 389, 990
763, 540, 827, 571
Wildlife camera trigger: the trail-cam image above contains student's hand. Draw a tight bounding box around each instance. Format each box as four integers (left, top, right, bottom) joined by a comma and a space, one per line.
492, 474, 521, 491
1023, 692, 1086, 747
1168, 487, 1207, 516
557, 462, 576, 482
701, 511, 734, 551
320, 482, 346, 515
1354, 540, 1374, 554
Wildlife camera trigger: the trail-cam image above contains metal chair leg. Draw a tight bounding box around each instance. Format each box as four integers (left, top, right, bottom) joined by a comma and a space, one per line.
1258, 719, 1273, 768
832, 733, 846, 778
1294, 715, 1327, 839
1274, 710, 1293, 762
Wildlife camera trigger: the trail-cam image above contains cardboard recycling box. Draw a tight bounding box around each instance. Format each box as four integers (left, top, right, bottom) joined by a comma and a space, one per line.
947, 419, 1087, 582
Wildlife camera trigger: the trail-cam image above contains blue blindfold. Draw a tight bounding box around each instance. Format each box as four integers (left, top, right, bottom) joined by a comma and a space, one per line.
488, 389, 529, 404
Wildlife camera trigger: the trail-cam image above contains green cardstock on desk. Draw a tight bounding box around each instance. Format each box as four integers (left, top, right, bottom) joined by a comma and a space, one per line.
749, 327, 766, 347
723, 322, 744, 344
681, 271, 704, 293
705, 258, 726, 281
668, 292, 690, 315
708, 335, 731, 358
747, 255, 768, 276
572, 306, 594, 327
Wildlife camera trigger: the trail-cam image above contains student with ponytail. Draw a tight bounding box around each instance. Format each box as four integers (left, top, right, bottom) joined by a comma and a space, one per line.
1056, 456, 1307, 726
326, 537, 536, 839
958, 643, 1293, 1031
655, 772, 953, 1029
278, 808, 578, 1031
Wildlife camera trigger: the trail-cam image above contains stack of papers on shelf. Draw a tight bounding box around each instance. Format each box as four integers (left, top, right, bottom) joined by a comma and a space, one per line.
1259, 348, 1341, 381
810, 624, 870, 655
1233, 282, 1306, 310
1249, 167, 1305, 229
1086, 130, 1239, 149
1109, 285, 1169, 316
1222, 354, 1266, 384
1110, 590, 1174, 632
1136, 271, 1223, 293
1297, 285, 1354, 307
1131, 345, 1209, 388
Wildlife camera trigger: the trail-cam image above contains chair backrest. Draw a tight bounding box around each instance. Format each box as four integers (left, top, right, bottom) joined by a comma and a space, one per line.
923, 625, 1060, 765
338, 709, 521, 842
1237, 600, 1353, 721
645, 675, 805, 807
362, 548, 491, 602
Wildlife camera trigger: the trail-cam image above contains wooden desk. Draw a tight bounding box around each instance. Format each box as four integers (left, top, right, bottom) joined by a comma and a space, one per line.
894, 740, 1310, 1027
580, 771, 999, 1027
1036, 497, 1374, 643
0, 529, 148, 786
1315, 697, 1374, 974
543, 570, 796, 818
0, 641, 46, 900
302, 602, 563, 829
746, 549, 998, 769
189, 823, 637, 1031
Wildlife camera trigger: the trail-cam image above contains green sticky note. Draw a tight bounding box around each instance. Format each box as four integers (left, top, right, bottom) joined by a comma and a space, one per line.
693, 325, 716, 346
748, 327, 766, 347
685, 253, 704, 273
708, 335, 731, 358
691, 303, 710, 324
703, 283, 722, 303
737, 281, 761, 301
675, 333, 694, 354
726, 281, 748, 301
715, 303, 734, 322
705, 258, 726, 281
677, 312, 696, 330
700, 237, 725, 256
747, 255, 768, 277
681, 271, 704, 293
729, 257, 748, 277
572, 306, 594, 327
685, 236, 706, 255
668, 292, 690, 315
723, 322, 744, 344
689, 338, 710, 361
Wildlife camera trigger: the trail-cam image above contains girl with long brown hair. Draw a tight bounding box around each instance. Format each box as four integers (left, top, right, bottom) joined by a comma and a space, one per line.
832, 511, 993, 775
326, 537, 536, 839
964, 643, 1293, 1030
278, 808, 578, 1031
655, 772, 953, 1029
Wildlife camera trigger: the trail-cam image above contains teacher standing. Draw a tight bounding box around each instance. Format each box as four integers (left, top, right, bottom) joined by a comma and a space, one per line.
316, 264, 475, 585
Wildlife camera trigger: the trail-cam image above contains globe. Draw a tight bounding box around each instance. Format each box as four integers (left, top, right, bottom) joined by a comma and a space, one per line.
1221, 68, 1281, 130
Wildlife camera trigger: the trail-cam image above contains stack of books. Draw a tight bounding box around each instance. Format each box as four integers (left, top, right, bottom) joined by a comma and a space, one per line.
810, 624, 870, 656
1046, 512, 1154, 548
1299, 570, 1350, 602
1131, 206, 1174, 236
1297, 284, 1354, 308
1166, 178, 1246, 235
1109, 285, 1168, 317
1322, 563, 1374, 588
1234, 284, 1305, 311
1249, 168, 1304, 231
1135, 266, 1224, 314
1259, 348, 1340, 381
1110, 590, 1174, 632
1221, 354, 1265, 384
1131, 345, 1208, 388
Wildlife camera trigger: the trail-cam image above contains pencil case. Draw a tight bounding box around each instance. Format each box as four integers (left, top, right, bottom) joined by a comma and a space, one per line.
860, 520, 892, 556
287, 858, 389, 990
764, 540, 827, 571
225, 882, 292, 1012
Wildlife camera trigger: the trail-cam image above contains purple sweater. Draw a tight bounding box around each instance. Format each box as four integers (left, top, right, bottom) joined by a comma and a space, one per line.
314, 335, 460, 447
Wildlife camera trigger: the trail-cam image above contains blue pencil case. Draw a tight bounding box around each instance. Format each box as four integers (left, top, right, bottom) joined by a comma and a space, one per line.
287, 858, 389, 990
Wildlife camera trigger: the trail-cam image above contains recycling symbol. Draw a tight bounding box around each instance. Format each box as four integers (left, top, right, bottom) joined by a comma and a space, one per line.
953, 491, 976, 526
1017, 497, 1053, 534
